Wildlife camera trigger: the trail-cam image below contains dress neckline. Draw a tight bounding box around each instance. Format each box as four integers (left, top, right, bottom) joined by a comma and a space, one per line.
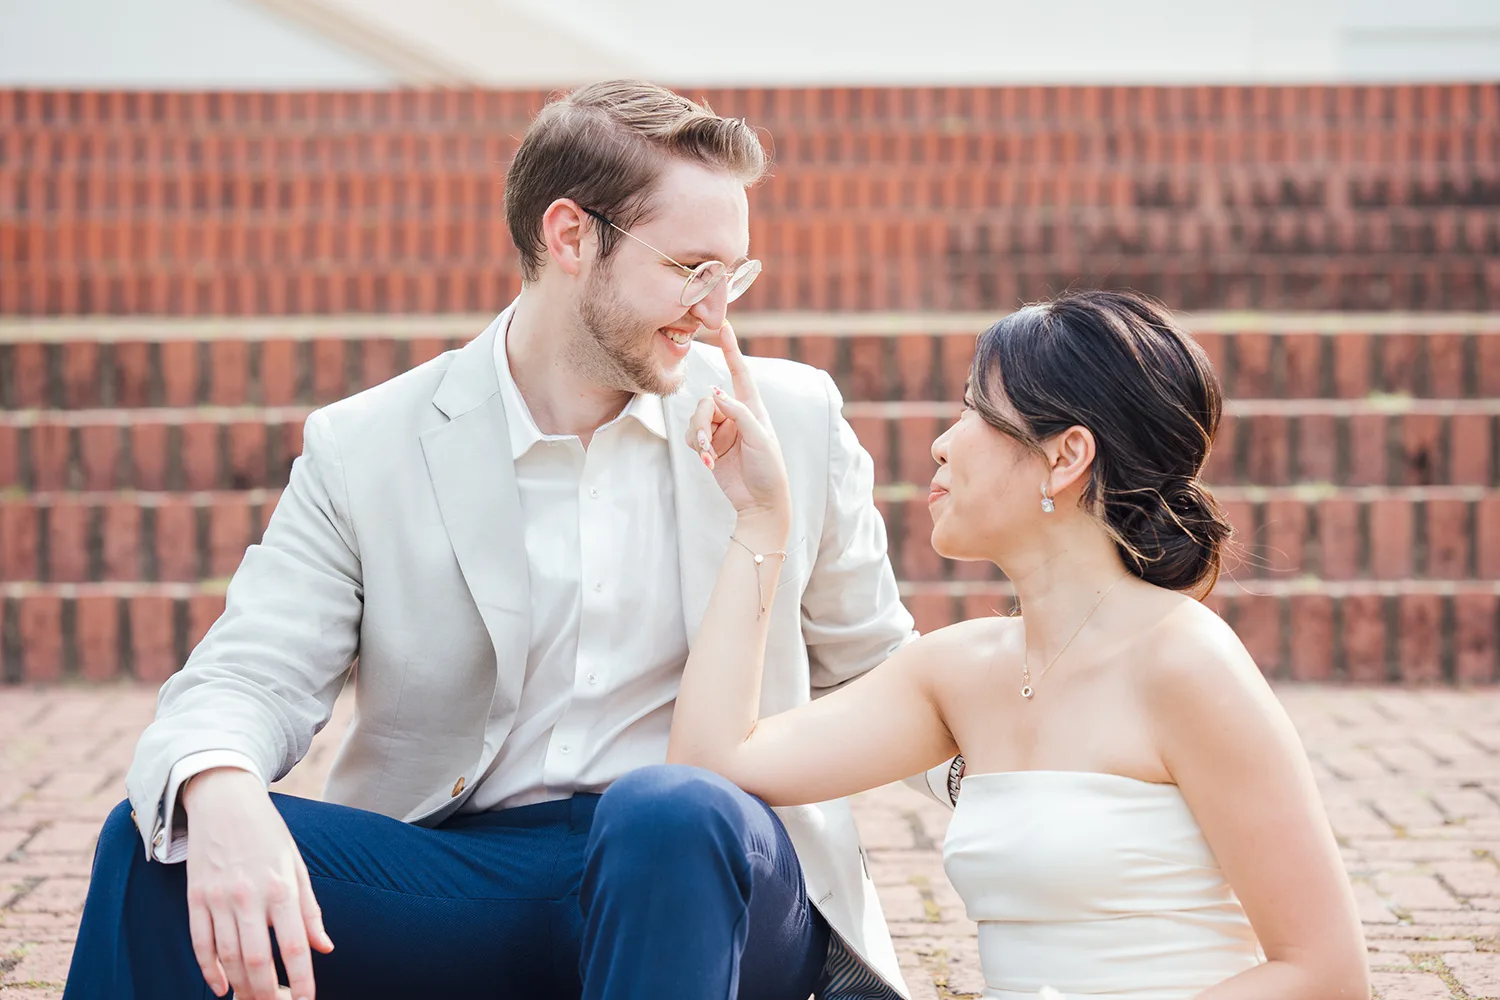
960, 769, 1176, 790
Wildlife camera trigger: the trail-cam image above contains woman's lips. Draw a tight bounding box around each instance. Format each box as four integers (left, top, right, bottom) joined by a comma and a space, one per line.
927, 487, 948, 506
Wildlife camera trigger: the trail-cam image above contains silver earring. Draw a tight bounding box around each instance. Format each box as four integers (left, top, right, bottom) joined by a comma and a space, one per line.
1040, 485, 1055, 514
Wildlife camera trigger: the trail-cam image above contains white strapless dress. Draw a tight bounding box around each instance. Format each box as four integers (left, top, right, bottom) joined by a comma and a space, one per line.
942, 771, 1265, 999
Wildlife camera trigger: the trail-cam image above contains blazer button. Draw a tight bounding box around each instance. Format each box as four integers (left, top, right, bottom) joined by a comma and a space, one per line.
451, 776, 466, 797
130, 809, 137, 822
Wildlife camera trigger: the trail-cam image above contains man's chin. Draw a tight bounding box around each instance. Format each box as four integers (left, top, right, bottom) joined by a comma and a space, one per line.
639, 343, 690, 396
645, 361, 688, 397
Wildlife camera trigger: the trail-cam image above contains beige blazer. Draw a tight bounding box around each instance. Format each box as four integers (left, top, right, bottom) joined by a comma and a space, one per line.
126, 307, 919, 996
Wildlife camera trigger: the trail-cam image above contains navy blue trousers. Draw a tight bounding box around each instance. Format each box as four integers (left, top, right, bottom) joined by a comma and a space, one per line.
63, 765, 830, 999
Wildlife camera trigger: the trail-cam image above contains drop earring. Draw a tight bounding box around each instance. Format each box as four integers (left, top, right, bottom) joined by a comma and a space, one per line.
1040, 484, 1055, 513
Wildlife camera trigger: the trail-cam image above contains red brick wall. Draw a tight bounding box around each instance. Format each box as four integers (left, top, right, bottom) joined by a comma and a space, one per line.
3, 84, 1499, 315
2, 325, 1497, 685
1, 84, 1497, 684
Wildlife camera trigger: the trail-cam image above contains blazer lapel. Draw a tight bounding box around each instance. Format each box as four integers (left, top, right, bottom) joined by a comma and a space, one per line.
665, 350, 737, 645
419, 310, 530, 713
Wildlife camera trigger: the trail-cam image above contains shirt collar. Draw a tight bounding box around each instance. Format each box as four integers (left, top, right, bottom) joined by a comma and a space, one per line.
494, 311, 669, 461
622, 387, 668, 440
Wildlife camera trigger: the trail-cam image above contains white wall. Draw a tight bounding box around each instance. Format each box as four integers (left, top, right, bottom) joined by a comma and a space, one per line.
1342, 0, 1500, 80
0, 0, 394, 88
1, 0, 1497, 88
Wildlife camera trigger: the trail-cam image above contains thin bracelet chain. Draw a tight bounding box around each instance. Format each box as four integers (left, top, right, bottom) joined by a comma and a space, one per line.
728, 535, 787, 620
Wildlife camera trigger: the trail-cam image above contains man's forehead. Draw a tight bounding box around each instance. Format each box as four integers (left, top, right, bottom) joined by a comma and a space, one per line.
639, 178, 749, 258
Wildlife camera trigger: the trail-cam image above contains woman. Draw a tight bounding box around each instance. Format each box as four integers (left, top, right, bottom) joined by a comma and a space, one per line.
669, 291, 1369, 1000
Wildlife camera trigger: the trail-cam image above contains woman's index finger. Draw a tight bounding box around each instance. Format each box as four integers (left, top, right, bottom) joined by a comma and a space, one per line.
719, 321, 762, 406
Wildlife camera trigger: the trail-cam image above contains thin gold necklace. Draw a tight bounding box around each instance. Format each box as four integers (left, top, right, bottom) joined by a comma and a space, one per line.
1018, 574, 1128, 700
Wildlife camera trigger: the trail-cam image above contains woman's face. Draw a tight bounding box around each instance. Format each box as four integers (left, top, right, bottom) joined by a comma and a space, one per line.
926, 380, 1050, 563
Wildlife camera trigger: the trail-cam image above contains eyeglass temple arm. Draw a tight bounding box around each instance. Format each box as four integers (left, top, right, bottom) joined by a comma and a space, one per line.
580, 207, 696, 273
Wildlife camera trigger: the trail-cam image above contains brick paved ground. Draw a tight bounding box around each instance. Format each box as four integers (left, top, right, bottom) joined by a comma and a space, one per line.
1, 684, 1497, 999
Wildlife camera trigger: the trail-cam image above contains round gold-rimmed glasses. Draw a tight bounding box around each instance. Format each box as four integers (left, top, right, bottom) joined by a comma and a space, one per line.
583, 208, 762, 308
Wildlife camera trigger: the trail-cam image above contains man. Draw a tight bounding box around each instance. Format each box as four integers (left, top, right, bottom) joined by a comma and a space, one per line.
65, 80, 949, 1000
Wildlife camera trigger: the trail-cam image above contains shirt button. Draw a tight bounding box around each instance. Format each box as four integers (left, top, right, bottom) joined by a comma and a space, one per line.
593, 582, 603, 593
559, 744, 572, 754
587, 673, 598, 685
589, 488, 599, 498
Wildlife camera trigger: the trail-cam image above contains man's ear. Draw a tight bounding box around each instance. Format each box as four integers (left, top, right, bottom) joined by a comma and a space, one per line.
540, 199, 589, 277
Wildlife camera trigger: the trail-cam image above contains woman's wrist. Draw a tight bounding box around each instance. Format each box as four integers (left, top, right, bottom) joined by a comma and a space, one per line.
732, 509, 790, 554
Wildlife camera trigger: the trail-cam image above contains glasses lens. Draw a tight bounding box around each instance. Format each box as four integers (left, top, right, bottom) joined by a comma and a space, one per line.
681, 262, 726, 307
725, 260, 762, 303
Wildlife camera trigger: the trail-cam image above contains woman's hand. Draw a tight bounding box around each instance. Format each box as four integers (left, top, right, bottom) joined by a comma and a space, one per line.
686, 321, 792, 533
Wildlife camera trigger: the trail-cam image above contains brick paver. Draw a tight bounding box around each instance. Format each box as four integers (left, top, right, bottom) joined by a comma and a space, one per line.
1, 685, 1497, 998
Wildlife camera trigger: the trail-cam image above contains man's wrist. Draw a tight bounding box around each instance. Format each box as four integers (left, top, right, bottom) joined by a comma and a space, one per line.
181, 765, 262, 812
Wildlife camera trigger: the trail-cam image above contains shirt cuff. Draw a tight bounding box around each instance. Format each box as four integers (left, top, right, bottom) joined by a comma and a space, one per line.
155, 750, 264, 863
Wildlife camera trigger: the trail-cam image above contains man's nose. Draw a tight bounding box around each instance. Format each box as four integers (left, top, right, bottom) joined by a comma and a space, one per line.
688, 279, 729, 332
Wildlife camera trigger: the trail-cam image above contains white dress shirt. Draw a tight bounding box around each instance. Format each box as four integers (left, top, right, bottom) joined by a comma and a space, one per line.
466, 319, 687, 810
154, 316, 687, 857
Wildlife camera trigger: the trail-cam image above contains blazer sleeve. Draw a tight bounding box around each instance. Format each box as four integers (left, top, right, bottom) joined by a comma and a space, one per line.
800, 371, 917, 695
796, 371, 960, 810
123, 408, 363, 856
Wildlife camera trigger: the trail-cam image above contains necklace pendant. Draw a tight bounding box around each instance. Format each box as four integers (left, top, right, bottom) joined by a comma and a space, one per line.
1020, 684, 1034, 699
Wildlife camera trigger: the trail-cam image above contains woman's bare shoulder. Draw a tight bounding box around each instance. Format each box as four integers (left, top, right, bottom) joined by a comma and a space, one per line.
898, 613, 1023, 685
1135, 593, 1280, 723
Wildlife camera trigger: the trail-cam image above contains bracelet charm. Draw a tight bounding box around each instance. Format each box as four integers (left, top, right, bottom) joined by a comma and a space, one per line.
728, 535, 786, 619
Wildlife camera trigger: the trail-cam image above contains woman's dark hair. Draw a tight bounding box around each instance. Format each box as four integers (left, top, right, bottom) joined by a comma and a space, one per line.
970, 289, 1233, 598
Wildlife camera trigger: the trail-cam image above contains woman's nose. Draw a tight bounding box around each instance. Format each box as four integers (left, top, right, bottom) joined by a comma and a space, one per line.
931, 426, 951, 465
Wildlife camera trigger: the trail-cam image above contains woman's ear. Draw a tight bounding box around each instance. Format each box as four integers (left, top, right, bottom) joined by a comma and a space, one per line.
540, 199, 589, 277
1045, 425, 1096, 496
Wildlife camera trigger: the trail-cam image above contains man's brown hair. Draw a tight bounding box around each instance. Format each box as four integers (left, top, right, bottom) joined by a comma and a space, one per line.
504, 80, 768, 282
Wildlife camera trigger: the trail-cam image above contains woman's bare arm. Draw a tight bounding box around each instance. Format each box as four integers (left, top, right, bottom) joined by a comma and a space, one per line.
1148, 609, 1369, 1000
667, 325, 957, 805
672, 593, 960, 803
668, 580, 960, 807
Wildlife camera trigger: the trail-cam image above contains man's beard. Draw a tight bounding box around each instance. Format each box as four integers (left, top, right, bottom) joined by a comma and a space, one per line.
572, 268, 688, 398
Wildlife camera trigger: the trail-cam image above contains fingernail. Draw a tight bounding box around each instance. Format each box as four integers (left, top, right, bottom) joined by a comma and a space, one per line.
702, 452, 715, 470
696, 429, 710, 450
713, 386, 725, 396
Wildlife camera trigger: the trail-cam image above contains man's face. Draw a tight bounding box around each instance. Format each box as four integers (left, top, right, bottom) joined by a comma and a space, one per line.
572, 159, 751, 397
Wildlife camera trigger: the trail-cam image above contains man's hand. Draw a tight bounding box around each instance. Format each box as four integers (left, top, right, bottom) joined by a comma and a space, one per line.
181, 767, 334, 1000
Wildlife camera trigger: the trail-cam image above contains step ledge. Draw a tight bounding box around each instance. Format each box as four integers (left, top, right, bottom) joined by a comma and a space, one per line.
7, 484, 1494, 504
5, 580, 1497, 600
4, 311, 1500, 343
0, 581, 227, 598
844, 399, 1500, 418
898, 580, 1500, 599
8, 488, 285, 504
873, 483, 1497, 503
4, 398, 1499, 425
